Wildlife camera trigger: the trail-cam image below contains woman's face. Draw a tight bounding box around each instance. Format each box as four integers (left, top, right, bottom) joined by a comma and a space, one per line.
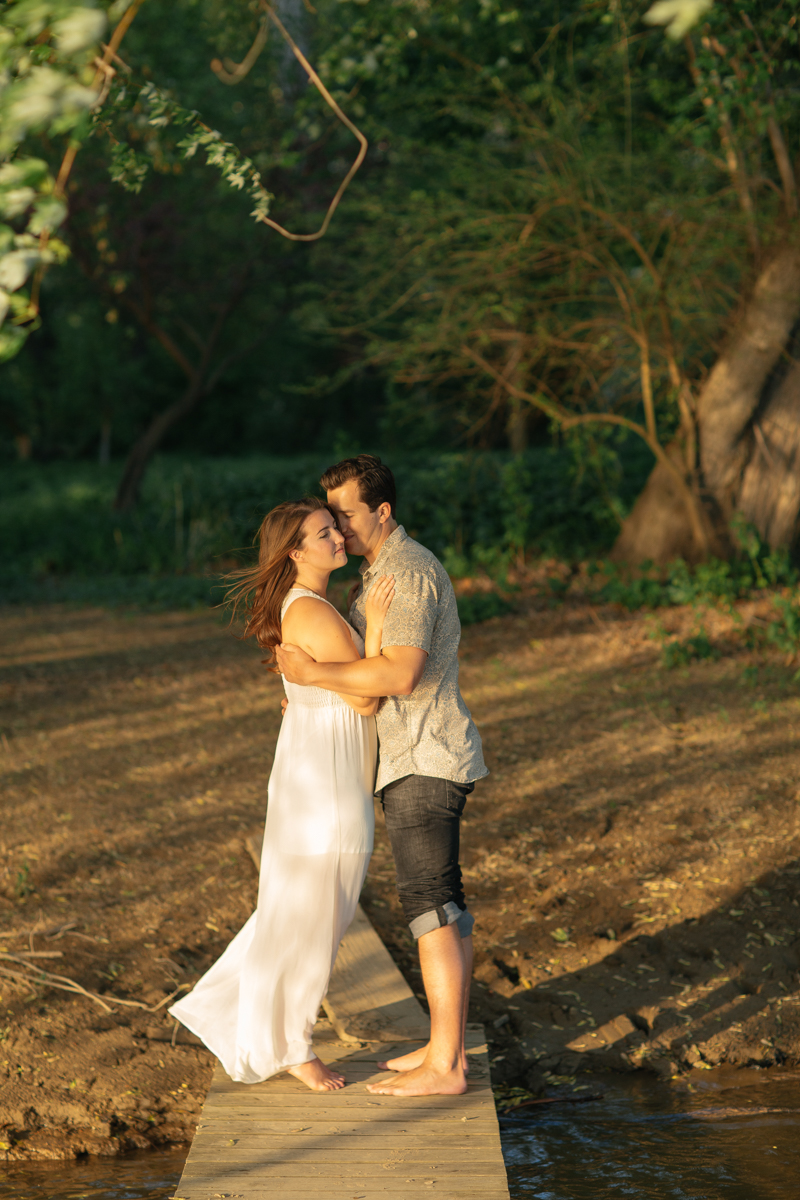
293, 508, 347, 572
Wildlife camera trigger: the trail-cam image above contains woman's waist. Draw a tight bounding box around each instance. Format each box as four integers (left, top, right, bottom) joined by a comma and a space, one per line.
281, 680, 349, 708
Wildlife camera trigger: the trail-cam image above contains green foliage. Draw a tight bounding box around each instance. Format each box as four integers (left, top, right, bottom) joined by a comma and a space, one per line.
303, 0, 796, 475
0, 0, 293, 369
0, 2, 103, 154
766, 596, 800, 658
456, 591, 516, 626
654, 625, 719, 669
596, 530, 797, 612
1, 0, 798, 576
0, 0, 107, 359
676, 1, 800, 160
643, 0, 714, 41
0, 446, 645, 604
600, 520, 800, 671
597, 563, 669, 610
99, 78, 272, 218
15, 860, 32, 899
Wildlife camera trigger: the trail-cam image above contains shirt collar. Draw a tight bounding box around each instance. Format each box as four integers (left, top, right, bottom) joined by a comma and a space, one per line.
360, 524, 407, 578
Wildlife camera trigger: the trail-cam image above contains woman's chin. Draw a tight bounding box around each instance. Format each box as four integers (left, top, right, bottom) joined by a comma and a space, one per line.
332, 554, 348, 570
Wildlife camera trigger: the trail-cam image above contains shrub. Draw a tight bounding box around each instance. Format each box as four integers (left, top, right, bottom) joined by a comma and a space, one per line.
457, 592, 516, 626
0, 446, 640, 604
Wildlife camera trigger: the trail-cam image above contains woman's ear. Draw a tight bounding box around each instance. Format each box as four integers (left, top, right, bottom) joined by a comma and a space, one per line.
289, 548, 303, 563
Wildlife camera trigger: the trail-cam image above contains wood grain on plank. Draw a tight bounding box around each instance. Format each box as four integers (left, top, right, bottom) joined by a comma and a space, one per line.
176, 858, 510, 1200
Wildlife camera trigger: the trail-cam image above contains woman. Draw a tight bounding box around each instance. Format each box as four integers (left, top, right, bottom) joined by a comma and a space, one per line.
169, 496, 393, 1092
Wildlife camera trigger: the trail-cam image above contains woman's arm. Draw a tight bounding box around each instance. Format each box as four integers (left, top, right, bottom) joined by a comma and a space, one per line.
364, 573, 395, 659
280, 598, 378, 716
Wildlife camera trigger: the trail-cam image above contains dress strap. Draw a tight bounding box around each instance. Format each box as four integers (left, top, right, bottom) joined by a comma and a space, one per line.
281, 586, 337, 620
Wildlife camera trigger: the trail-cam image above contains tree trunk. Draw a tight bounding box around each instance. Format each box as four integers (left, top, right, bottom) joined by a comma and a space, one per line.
610, 439, 724, 564
113, 272, 249, 511
737, 355, 800, 548
113, 376, 206, 512
507, 398, 528, 454
612, 247, 800, 564
696, 249, 800, 518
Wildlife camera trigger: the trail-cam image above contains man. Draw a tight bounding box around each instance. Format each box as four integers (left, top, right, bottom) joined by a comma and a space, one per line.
275, 454, 487, 1097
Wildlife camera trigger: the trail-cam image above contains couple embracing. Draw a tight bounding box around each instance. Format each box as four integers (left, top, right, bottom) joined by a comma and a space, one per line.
170, 455, 487, 1097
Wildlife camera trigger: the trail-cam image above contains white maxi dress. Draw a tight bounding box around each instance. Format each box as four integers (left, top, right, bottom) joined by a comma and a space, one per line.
169, 587, 376, 1083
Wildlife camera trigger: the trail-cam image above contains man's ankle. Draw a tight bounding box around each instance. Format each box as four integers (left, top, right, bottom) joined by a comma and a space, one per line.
425, 1048, 464, 1073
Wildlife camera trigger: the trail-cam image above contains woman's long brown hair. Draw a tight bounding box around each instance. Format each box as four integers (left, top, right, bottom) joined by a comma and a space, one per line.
225, 495, 331, 660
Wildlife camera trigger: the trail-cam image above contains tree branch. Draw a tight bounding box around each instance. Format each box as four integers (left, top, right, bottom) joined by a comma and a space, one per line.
210, 18, 269, 85
767, 115, 798, 220
252, 2, 368, 242
463, 343, 710, 554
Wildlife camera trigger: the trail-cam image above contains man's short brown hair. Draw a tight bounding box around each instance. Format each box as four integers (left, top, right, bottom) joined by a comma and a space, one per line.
320, 454, 397, 517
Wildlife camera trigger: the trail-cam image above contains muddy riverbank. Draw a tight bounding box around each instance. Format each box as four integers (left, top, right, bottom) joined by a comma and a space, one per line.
0, 596, 798, 1158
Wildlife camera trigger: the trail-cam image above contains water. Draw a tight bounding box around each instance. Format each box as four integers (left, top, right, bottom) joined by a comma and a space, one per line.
501, 1066, 800, 1200
0, 1150, 186, 1200
1, 1068, 797, 1199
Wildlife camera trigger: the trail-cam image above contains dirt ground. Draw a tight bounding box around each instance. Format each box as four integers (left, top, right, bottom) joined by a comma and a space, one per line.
0, 593, 798, 1159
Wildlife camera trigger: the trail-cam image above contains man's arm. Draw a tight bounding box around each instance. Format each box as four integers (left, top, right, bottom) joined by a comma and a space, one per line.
275, 643, 427, 697
280, 597, 380, 714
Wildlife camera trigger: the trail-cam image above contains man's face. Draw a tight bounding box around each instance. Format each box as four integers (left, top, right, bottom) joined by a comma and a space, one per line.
327, 479, 387, 558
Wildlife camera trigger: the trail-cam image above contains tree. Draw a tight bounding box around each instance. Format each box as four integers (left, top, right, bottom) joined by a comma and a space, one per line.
0, 0, 368, 502
614, 3, 800, 561
304, 0, 799, 561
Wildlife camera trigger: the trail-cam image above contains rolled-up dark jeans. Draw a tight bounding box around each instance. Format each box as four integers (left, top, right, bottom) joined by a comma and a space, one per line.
379, 773, 475, 941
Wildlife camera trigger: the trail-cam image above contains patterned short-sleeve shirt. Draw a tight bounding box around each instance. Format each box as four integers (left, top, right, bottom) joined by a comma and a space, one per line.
349, 525, 488, 793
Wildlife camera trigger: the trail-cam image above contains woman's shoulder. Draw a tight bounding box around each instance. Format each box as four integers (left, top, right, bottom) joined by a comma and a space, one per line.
281, 593, 344, 631
282, 593, 359, 658
283, 590, 328, 615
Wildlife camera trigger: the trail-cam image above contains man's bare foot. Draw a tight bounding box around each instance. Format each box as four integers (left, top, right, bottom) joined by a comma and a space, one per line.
288, 1057, 346, 1092
366, 1062, 467, 1097
377, 1043, 470, 1074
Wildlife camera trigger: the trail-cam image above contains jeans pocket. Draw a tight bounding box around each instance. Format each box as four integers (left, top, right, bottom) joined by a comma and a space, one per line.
444, 780, 471, 814
382, 778, 425, 831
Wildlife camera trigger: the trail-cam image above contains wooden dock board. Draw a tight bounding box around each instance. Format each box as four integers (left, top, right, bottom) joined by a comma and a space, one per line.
174, 845, 510, 1199
174, 1035, 509, 1199
322, 904, 431, 1043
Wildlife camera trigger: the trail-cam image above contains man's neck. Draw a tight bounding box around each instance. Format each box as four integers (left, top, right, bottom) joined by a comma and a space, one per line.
364, 519, 398, 566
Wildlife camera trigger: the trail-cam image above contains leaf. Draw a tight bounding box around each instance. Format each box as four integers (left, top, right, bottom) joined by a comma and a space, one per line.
0, 249, 39, 291
28, 196, 67, 234
3, 68, 95, 151
0, 157, 50, 190
0, 323, 28, 364
550, 927, 569, 943
108, 144, 149, 194
0, 187, 36, 218
642, 0, 714, 40
53, 7, 107, 56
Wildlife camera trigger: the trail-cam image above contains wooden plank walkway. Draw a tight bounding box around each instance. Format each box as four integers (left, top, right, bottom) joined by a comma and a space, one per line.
172, 842, 510, 1199
321, 904, 431, 1044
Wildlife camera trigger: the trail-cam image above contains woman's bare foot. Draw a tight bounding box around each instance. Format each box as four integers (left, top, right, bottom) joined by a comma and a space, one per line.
288, 1056, 346, 1092
377, 1043, 469, 1074
367, 1062, 467, 1097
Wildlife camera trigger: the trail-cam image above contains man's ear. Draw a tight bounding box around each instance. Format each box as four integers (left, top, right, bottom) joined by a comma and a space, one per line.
377, 502, 392, 525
